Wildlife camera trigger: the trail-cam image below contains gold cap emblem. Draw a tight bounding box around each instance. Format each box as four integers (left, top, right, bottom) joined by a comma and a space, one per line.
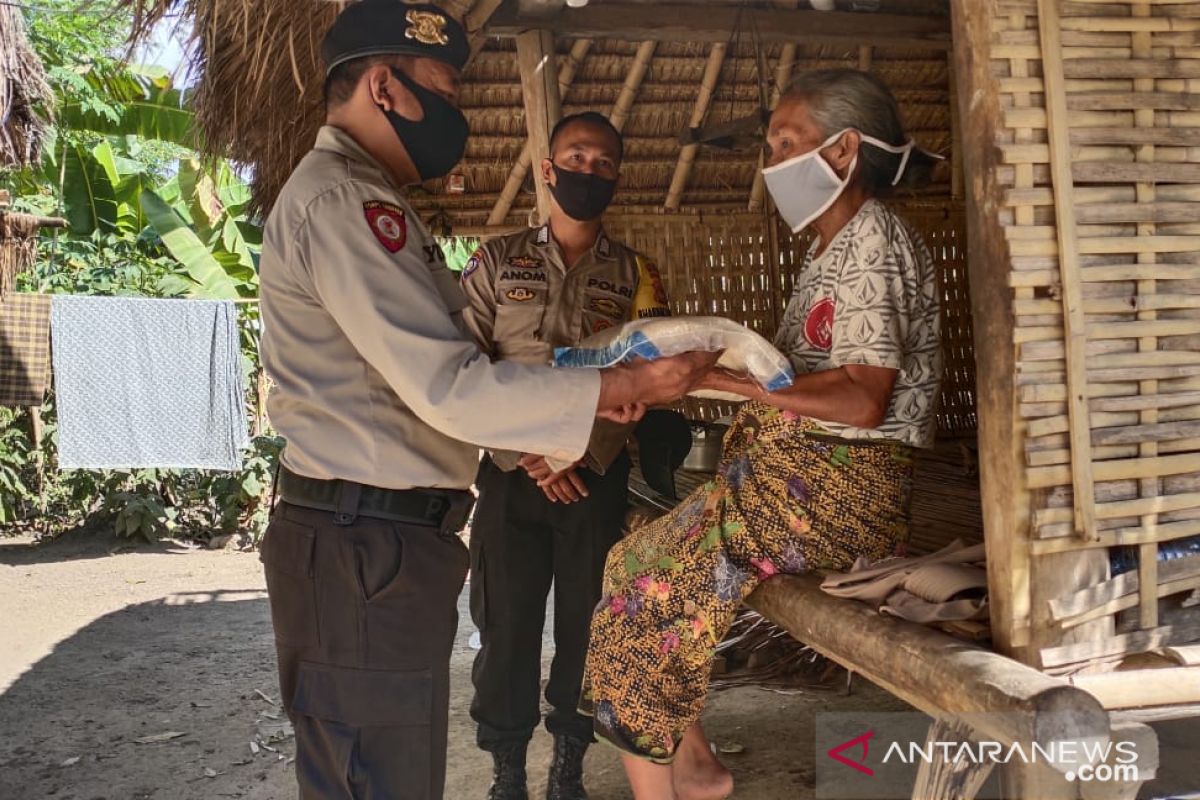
405, 10, 450, 46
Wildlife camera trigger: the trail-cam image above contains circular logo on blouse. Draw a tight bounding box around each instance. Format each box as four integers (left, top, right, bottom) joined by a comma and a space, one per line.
803, 297, 835, 351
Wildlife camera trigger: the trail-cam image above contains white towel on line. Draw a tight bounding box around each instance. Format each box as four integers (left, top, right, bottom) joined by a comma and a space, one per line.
51, 295, 249, 471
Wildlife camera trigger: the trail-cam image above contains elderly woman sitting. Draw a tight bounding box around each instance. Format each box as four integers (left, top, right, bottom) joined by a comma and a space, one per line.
579, 68, 945, 800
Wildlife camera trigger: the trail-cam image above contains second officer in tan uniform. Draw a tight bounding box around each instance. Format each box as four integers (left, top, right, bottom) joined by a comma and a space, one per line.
461, 112, 670, 800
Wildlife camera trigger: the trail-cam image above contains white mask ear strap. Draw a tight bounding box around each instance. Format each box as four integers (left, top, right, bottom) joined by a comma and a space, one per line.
891, 144, 913, 186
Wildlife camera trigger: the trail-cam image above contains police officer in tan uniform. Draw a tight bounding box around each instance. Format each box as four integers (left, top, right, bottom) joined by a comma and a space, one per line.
257, 5, 715, 798
460, 113, 671, 800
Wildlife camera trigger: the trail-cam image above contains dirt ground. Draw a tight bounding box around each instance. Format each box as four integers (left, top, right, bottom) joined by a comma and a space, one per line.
1, 529, 1197, 800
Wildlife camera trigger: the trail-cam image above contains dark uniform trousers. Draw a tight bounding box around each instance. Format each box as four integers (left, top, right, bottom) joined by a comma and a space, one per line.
469, 453, 630, 750
261, 502, 469, 799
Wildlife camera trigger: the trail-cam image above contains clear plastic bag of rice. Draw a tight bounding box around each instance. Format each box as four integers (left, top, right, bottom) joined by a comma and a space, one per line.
553, 316, 794, 401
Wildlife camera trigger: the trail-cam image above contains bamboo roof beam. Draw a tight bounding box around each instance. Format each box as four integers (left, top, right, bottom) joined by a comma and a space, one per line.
609, 40, 656, 133
487, 38, 591, 226
665, 42, 727, 211
486, 4, 952, 50
465, 0, 507, 63
748, 41, 799, 211
517, 29, 562, 224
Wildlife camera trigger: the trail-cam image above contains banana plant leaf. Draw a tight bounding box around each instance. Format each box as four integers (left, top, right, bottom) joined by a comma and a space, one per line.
141, 189, 242, 300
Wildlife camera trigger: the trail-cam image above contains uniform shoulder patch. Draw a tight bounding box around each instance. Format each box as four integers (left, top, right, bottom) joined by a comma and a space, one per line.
461, 251, 483, 283
363, 200, 408, 253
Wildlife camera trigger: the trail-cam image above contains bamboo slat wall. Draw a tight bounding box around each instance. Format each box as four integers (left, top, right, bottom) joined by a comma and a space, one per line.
604, 202, 976, 434
982, 0, 1200, 676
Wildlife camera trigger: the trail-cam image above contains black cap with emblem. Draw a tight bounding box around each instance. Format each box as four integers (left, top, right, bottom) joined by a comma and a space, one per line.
321, 0, 469, 75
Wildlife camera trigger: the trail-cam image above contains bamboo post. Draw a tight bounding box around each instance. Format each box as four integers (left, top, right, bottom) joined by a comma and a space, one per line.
748, 41, 798, 211
1037, 0, 1098, 541
1131, 1, 1161, 631
487, 38, 591, 226
664, 42, 727, 211
948, 58, 963, 201
950, 0, 1033, 657
516, 29, 563, 225
28, 406, 45, 518
609, 40, 656, 132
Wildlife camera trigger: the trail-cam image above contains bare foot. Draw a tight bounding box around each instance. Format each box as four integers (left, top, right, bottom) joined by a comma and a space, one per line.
672, 724, 734, 800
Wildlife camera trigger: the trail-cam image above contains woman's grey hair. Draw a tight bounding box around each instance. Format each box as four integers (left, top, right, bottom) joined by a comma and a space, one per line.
781, 68, 935, 194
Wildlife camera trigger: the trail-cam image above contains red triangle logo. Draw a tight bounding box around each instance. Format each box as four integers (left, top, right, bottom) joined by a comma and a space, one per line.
827, 730, 875, 776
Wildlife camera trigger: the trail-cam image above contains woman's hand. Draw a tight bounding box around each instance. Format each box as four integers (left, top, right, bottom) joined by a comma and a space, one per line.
695, 367, 765, 400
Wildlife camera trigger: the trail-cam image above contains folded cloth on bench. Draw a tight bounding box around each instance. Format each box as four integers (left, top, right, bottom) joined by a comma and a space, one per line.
821, 539, 988, 623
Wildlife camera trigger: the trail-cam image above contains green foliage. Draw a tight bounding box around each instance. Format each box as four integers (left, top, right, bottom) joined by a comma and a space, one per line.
0, 2, 272, 545
439, 236, 481, 273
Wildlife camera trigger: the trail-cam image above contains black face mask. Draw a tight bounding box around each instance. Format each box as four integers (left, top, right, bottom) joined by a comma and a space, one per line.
381, 68, 469, 181
548, 164, 616, 221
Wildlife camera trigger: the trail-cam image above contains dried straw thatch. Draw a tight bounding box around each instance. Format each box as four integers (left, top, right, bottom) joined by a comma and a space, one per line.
0, 4, 53, 170
121, 0, 955, 224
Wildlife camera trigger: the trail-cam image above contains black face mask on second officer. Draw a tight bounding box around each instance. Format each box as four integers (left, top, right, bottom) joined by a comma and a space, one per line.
547, 163, 616, 222
379, 67, 469, 181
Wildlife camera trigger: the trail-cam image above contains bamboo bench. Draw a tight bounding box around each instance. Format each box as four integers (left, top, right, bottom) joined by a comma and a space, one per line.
627, 452, 1160, 800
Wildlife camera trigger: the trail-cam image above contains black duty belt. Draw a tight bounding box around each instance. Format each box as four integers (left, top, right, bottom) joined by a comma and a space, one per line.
277, 467, 474, 531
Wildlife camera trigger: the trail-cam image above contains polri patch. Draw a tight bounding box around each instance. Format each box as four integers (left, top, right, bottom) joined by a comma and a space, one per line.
363, 201, 407, 253
461, 254, 481, 283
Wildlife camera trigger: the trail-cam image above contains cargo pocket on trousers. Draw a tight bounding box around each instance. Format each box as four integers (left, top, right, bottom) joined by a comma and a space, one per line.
292, 662, 433, 797
260, 518, 319, 647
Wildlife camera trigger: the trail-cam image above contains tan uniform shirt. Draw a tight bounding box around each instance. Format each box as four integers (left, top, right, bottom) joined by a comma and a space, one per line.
259, 126, 601, 490
460, 225, 670, 473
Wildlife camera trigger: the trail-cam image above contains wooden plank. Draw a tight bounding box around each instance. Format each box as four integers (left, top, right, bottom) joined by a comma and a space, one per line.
516, 29, 563, 224
1041, 618, 1200, 668
1063, 58, 1200, 79
951, 0, 1033, 659
1039, 0, 1096, 540
665, 42, 726, 211
487, 3, 952, 50
488, 38, 590, 226
1049, 554, 1200, 622
1076, 202, 1200, 224
1069, 92, 1200, 111
1031, 518, 1200, 555
1071, 127, 1200, 146
1028, 452, 1200, 491
1060, 16, 1200, 33
1074, 162, 1200, 184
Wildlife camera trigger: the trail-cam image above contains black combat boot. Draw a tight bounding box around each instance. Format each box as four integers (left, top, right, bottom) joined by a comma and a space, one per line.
545, 734, 589, 800
487, 742, 529, 800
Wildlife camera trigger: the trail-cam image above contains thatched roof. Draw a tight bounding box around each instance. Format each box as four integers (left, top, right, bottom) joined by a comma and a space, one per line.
123, 0, 954, 226
0, 4, 53, 170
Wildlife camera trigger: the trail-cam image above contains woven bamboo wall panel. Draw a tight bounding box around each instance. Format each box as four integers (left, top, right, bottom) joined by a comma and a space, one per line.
604, 203, 976, 432
991, 0, 1200, 672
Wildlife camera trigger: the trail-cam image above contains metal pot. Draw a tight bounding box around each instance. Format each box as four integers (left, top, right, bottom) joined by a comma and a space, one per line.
682, 422, 728, 472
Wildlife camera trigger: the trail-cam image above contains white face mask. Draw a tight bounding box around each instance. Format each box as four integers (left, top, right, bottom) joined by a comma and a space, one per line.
762, 128, 921, 233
